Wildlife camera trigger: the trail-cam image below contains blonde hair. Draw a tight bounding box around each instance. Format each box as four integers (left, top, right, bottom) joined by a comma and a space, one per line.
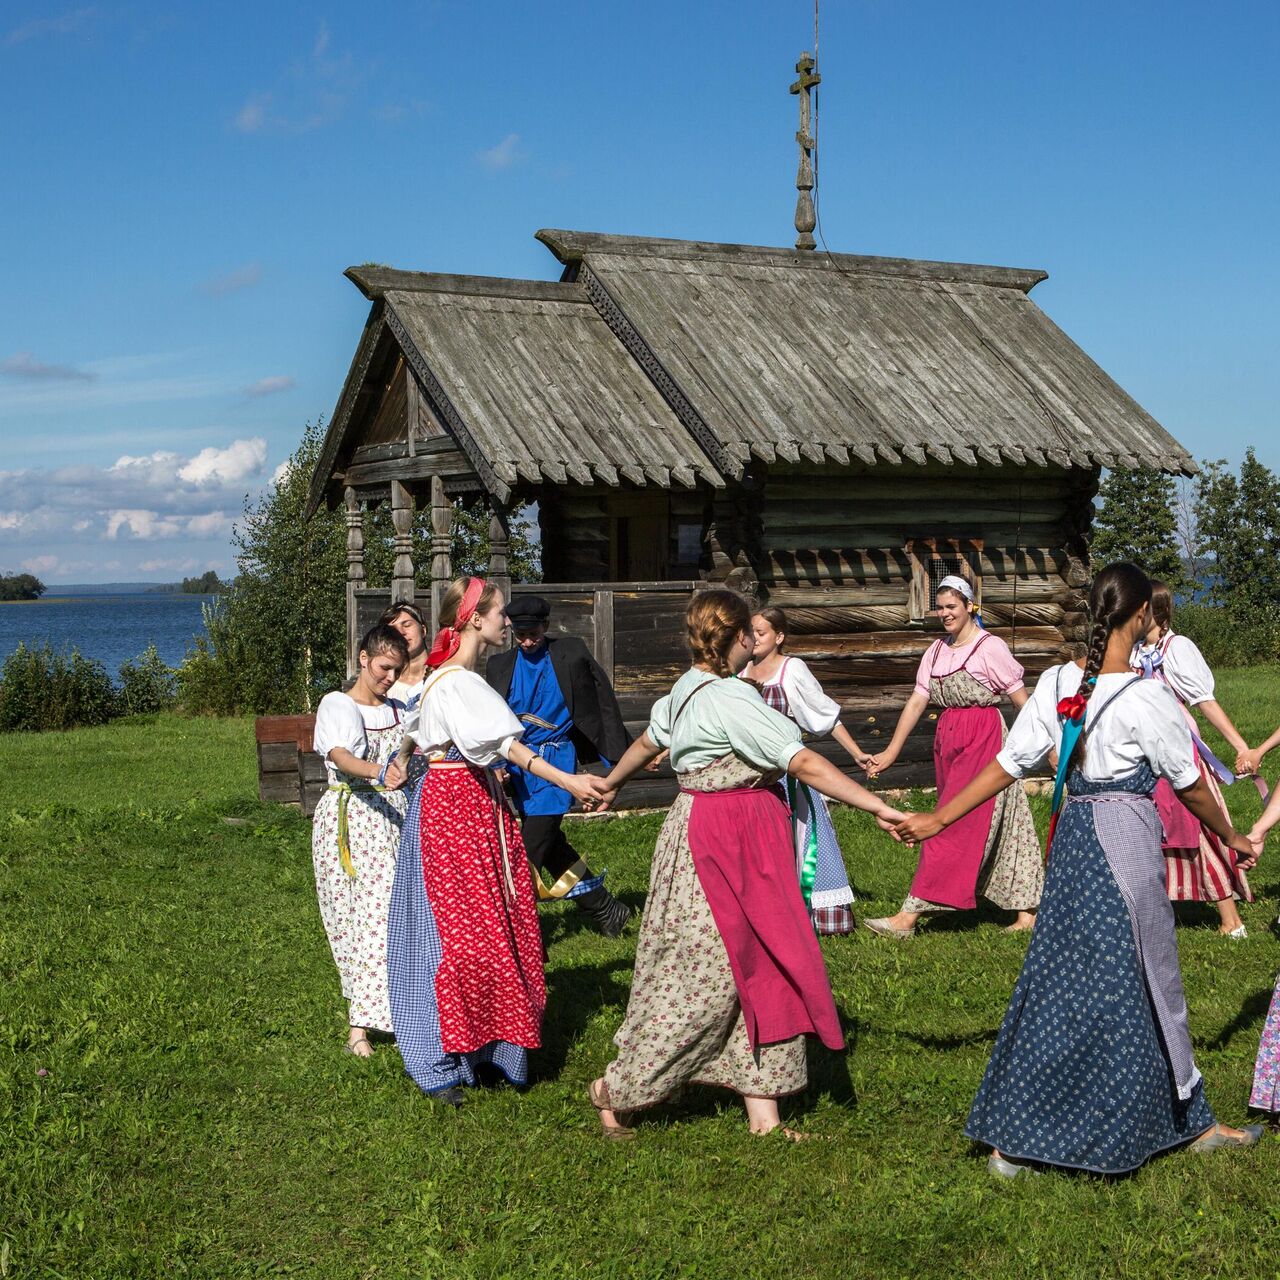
438, 577, 501, 628
686, 589, 752, 677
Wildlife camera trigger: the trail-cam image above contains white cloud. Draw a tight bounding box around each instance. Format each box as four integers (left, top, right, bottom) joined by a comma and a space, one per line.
271, 460, 292, 486
5, 6, 94, 46
106, 509, 185, 540
233, 23, 358, 135
243, 375, 295, 398
21, 554, 59, 574
185, 511, 231, 537
2, 351, 95, 382
177, 438, 267, 487
202, 262, 262, 295
138, 557, 201, 573
0, 511, 24, 530
477, 133, 523, 172
313, 19, 330, 58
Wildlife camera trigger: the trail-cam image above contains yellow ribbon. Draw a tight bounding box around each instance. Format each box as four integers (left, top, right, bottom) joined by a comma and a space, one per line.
329, 782, 385, 880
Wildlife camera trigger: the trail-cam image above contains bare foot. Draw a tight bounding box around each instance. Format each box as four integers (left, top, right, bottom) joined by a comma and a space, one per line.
1004, 912, 1036, 933
345, 1033, 374, 1058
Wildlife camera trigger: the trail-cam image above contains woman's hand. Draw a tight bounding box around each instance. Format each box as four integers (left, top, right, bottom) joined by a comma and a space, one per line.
643, 749, 669, 774
562, 772, 607, 808
1248, 824, 1267, 859
895, 812, 943, 846
1236, 748, 1261, 776
381, 759, 406, 790
875, 805, 907, 832
1228, 829, 1258, 869
865, 748, 897, 778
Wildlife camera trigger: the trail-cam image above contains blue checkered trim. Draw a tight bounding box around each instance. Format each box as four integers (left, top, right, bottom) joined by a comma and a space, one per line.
386, 771, 529, 1093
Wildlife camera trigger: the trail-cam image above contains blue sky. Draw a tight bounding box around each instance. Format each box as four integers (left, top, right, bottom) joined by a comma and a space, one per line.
1, 0, 1277, 582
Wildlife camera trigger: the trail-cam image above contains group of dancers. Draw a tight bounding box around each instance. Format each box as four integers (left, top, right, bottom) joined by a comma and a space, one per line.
309, 563, 1280, 1174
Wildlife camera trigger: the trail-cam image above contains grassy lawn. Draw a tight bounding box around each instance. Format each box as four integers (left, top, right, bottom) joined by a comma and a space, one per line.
3, 671, 1280, 1278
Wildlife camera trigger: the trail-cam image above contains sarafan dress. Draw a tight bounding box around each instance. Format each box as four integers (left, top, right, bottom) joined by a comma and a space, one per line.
901, 633, 1042, 917
310, 692, 409, 1033
386, 665, 546, 1094
1131, 631, 1251, 906
602, 670, 845, 1113
966, 666, 1217, 1174
743, 657, 856, 934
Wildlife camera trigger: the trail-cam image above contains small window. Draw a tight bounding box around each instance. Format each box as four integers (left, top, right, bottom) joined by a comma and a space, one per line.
907, 538, 982, 623
928, 556, 966, 610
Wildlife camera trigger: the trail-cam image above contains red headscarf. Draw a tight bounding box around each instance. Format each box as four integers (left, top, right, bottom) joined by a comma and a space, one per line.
426, 577, 488, 668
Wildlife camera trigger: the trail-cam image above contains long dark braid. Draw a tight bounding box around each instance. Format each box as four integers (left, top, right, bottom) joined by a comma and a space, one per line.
1067, 562, 1152, 772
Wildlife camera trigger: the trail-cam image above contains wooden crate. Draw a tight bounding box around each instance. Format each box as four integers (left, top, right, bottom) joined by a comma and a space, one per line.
255, 715, 317, 809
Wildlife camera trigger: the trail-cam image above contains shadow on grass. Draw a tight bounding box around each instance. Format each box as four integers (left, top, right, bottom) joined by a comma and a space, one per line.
1202, 985, 1275, 1051
536, 956, 637, 1080
537, 890, 648, 947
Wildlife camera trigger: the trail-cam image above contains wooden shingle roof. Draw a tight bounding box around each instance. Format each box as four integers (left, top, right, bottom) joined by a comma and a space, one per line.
538, 229, 1196, 476
309, 267, 723, 513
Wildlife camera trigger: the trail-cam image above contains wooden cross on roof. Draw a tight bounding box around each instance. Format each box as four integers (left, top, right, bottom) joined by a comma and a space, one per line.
790, 51, 821, 251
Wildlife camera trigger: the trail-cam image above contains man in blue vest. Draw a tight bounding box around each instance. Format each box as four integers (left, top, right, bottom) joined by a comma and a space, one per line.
486, 595, 632, 937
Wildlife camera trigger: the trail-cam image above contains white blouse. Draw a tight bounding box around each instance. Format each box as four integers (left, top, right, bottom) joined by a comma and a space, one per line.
650, 668, 804, 774
761, 657, 842, 735
313, 692, 403, 760
387, 675, 426, 708
1131, 630, 1215, 706
401, 666, 523, 767
995, 664, 1199, 789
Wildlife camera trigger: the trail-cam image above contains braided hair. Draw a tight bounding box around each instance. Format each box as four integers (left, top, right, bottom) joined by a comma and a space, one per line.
686, 589, 752, 677
1067, 562, 1152, 771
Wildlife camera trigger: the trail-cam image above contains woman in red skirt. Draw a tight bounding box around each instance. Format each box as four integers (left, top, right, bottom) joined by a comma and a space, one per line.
864, 576, 1042, 937
387, 577, 605, 1104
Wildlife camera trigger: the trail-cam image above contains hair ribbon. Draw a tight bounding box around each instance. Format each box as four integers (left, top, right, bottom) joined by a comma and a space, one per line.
426, 577, 487, 668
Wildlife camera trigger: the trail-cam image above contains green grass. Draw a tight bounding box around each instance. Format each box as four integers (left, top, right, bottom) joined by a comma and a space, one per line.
3, 674, 1280, 1278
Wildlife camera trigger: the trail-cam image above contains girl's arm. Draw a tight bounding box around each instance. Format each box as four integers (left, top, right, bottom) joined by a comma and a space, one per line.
1248, 783, 1280, 856
830, 721, 870, 767
594, 731, 665, 809
866, 692, 929, 774
503, 740, 608, 807
788, 748, 905, 827
894, 758, 1017, 844
1175, 775, 1257, 867
328, 746, 380, 782
1008, 687, 1030, 711
1193, 699, 1248, 755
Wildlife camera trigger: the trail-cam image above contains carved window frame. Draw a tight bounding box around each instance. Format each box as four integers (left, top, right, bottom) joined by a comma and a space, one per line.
906, 538, 983, 624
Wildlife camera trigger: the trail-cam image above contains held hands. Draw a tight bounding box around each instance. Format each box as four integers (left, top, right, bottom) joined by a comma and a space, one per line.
564, 772, 609, 809
379, 759, 407, 790
874, 804, 907, 834
1236, 748, 1261, 776
893, 811, 944, 846
864, 749, 897, 780
1245, 824, 1267, 863
1227, 828, 1259, 870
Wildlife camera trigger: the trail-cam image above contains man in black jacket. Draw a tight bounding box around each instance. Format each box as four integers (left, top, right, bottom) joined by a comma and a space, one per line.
486, 595, 633, 937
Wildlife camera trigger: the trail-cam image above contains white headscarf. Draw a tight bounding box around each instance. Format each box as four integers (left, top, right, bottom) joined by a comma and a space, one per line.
936, 574, 974, 602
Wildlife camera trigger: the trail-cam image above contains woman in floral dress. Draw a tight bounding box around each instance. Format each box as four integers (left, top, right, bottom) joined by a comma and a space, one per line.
588, 589, 904, 1141
311, 623, 411, 1058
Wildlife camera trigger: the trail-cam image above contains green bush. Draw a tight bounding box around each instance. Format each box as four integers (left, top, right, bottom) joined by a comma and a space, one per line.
118, 644, 178, 715
0, 642, 121, 731
174, 601, 263, 716
1174, 603, 1279, 669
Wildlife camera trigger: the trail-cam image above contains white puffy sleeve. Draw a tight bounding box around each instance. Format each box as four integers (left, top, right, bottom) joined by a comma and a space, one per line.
1163, 636, 1216, 705
428, 671, 523, 767
995, 666, 1064, 778
313, 692, 367, 760
1133, 684, 1201, 788
781, 658, 842, 735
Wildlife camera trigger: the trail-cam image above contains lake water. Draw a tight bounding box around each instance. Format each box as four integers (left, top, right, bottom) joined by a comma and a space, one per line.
0, 593, 216, 676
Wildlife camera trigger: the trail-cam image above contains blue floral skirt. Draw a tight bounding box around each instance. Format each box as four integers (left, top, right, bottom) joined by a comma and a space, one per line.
965, 771, 1214, 1174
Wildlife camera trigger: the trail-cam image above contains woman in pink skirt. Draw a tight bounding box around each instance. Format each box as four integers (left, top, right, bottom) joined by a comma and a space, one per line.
1131, 581, 1253, 937
1247, 783, 1280, 1110
864, 576, 1042, 937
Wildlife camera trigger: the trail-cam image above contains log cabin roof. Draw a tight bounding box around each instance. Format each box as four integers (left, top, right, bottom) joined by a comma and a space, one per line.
308, 267, 724, 513
537, 229, 1196, 476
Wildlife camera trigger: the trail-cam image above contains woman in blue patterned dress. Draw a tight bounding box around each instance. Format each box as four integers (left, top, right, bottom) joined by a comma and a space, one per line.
896, 563, 1261, 1176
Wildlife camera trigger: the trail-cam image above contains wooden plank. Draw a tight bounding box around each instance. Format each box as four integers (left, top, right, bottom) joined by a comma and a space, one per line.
258, 742, 300, 773
255, 714, 316, 749
594, 589, 614, 680
259, 771, 302, 806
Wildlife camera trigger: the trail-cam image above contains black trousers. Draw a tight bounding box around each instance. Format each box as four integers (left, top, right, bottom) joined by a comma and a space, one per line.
519, 813, 581, 880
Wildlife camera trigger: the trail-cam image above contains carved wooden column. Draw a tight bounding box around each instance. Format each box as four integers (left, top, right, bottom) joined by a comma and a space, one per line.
789, 52, 821, 251
344, 486, 365, 678
487, 504, 511, 604
390, 479, 415, 604
429, 474, 453, 634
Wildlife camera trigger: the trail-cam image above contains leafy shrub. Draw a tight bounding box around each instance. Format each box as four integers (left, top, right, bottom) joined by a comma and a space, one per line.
174, 601, 264, 716
1175, 604, 1279, 669
0, 642, 121, 731
118, 644, 178, 715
